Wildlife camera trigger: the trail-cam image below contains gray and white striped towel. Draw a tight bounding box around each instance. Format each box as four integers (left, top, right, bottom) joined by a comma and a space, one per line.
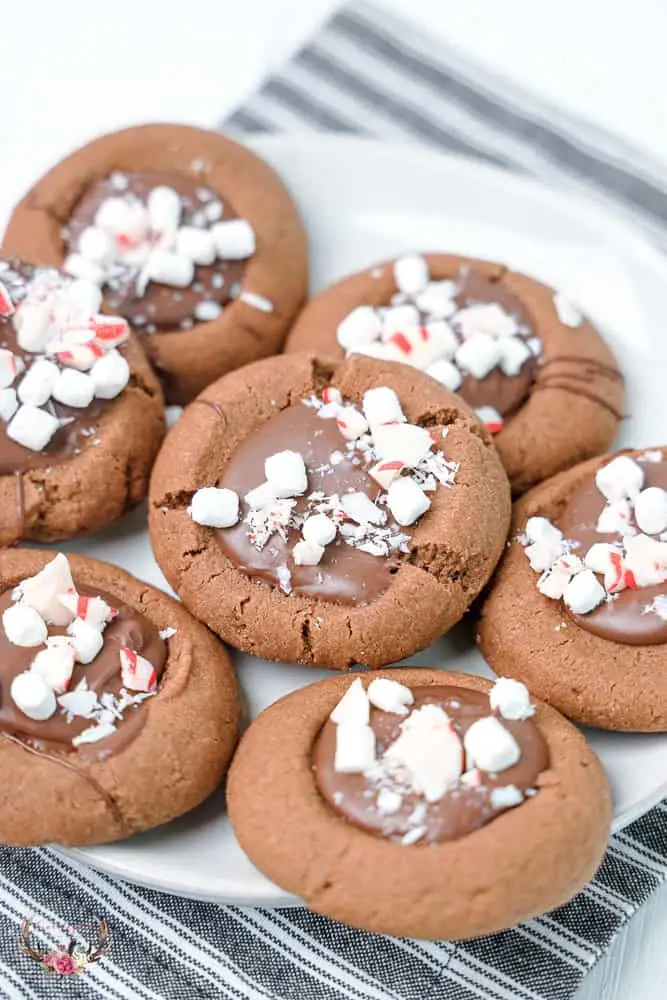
3, 3, 667, 998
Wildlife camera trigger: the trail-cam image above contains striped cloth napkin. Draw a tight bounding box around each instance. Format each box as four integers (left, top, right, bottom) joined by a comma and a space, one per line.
2, 3, 667, 998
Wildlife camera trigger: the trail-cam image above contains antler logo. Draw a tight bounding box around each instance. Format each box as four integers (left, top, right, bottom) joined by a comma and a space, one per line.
20, 916, 110, 976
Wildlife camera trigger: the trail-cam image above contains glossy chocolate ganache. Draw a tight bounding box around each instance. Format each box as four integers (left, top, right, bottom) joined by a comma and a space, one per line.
314, 679, 548, 845
65, 170, 253, 332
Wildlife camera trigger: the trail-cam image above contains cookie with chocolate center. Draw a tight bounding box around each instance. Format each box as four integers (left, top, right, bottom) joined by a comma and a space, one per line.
285, 253, 624, 494
227, 669, 611, 939
149, 353, 511, 669
479, 447, 667, 729
3, 123, 308, 404
0, 548, 240, 846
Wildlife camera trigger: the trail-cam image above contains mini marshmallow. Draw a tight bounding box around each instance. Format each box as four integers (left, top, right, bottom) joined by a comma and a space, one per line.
244, 482, 277, 509
525, 517, 563, 547
31, 640, 75, 693
489, 678, 534, 720
634, 487, 667, 536
376, 789, 403, 814
562, 570, 606, 614
336, 406, 369, 440
2, 603, 48, 647
423, 320, 459, 360
393, 254, 429, 295
489, 785, 524, 809
384, 704, 463, 801
52, 368, 95, 408
0, 349, 21, 389
334, 723, 376, 773
143, 250, 195, 289
426, 359, 462, 391
292, 539, 325, 566
463, 716, 521, 773
340, 491, 386, 525
58, 593, 116, 625
67, 619, 104, 665
17, 359, 59, 407
380, 304, 420, 337
10, 671, 56, 721
372, 423, 433, 467
0, 388, 18, 423
63, 253, 105, 286
66, 279, 103, 322
20, 554, 75, 626
553, 293, 583, 327
51, 344, 101, 372
595, 456, 644, 502
6, 405, 59, 452
78, 226, 115, 265
147, 185, 182, 233
596, 499, 634, 535
415, 280, 457, 318
387, 477, 430, 526
337, 306, 383, 350
367, 678, 414, 715
330, 678, 370, 726
211, 219, 256, 260
454, 333, 502, 380
584, 542, 619, 574
188, 486, 240, 528
95, 196, 148, 240
90, 350, 130, 400
369, 459, 405, 489
362, 386, 405, 427
302, 513, 337, 546
498, 337, 532, 376
176, 226, 217, 266
120, 647, 157, 692
455, 303, 518, 339
264, 450, 308, 497
13, 303, 51, 353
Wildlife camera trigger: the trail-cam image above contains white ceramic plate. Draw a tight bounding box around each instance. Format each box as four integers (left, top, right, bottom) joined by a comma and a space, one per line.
55, 134, 667, 905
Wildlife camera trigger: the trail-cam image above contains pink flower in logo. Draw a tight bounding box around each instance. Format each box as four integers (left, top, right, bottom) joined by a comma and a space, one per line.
42, 952, 79, 975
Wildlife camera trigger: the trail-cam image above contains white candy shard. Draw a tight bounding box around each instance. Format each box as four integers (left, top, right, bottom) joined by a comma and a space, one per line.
463, 716, 521, 773
0, 388, 18, 422
17, 359, 59, 407
362, 386, 406, 427
335, 406, 369, 440
490, 785, 524, 809
340, 491, 385, 525
334, 722, 377, 773
337, 306, 383, 350
292, 539, 325, 566
211, 219, 256, 260
90, 350, 130, 400
596, 499, 634, 535
31, 640, 75, 693
369, 459, 405, 490
13, 303, 51, 353
537, 566, 574, 599
52, 368, 95, 408
489, 678, 534, 720
387, 477, 430, 526
302, 513, 337, 546
147, 185, 182, 233
372, 423, 433, 467
11, 671, 57, 721
330, 677, 370, 726
562, 570, 606, 614
58, 689, 98, 718
367, 678, 414, 715
455, 303, 518, 339
78, 226, 115, 265
176, 226, 217, 266
244, 481, 277, 509
188, 486, 240, 528
73, 722, 116, 747
623, 533, 667, 587
584, 542, 618, 574
455, 333, 502, 380
2, 603, 48, 647
264, 450, 308, 497
634, 487, 667, 536
384, 704, 463, 801
7, 405, 59, 452
20, 554, 75, 626
595, 456, 644, 502
120, 647, 157, 692
426, 358, 462, 391
143, 250, 195, 289
67, 619, 104, 664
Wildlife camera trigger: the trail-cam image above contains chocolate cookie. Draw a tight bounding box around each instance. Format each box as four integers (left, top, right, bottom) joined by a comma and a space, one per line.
149, 353, 511, 669
0, 258, 164, 545
285, 253, 624, 494
0, 548, 240, 846
479, 446, 667, 729
3, 123, 308, 404
227, 669, 611, 939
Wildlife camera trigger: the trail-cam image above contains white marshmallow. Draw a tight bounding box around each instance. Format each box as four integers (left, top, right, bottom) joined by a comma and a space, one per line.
596, 499, 634, 535
90, 350, 130, 400
525, 517, 563, 547
2, 603, 48, 647
337, 306, 383, 350
537, 566, 574, 599
422, 320, 459, 360
340, 491, 385, 525
77, 226, 115, 265
11, 671, 57, 721
463, 716, 521, 773
489, 678, 534, 720
143, 250, 195, 289
384, 704, 462, 801
244, 482, 277, 509
584, 542, 618, 574
264, 450, 308, 497
0, 349, 21, 389
387, 478, 430, 526
426, 359, 462, 391
334, 723, 376, 773
330, 677, 370, 726
21, 554, 75, 626
66, 619, 104, 665
147, 185, 182, 232
498, 337, 532, 376
63, 253, 105, 286
372, 423, 433, 467
349, 341, 403, 363
95, 196, 148, 240
454, 332, 502, 379
6, 405, 59, 452
188, 486, 240, 528
393, 254, 429, 295
553, 292, 583, 327
211, 219, 256, 259
380, 304, 420, 337
562, 570, 606, 614
292, 539, 325, 566
17, 360, 59, 407
362, 387, 405, 427
595, 456, 644, 502
489, 785, 524, 809
335, 406, 369, 440
31, 640, 75, 694
13, 303, 51, 353
524, 539, 563, 572
52, 368, 95, 408
415, 280, 457, 318
634, 487, 667, 536
0, 388, 18, 423
455, 303, 518, 339
368, 459, 405, 490
302, 513, 337, 546
176, 226, 217, 266
367, 678, 414, 715
66, 279, 103, 323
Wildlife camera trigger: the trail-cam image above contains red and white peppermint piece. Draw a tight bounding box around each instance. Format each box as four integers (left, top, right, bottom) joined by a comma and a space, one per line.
369, 459, 405, 489
583, 542, 619, 575
596, 499, 633, 535
20, 554, 75, 626
380, 304, 420, 338
89, 315, 129, 349
322, 387, 342, 406
335, 406, 368, 440
52, 342, 104, 371
67, 619, 105, 665
0, 280, 15, 317
58, 593, 117, 625
120, 647, 157, 693
623, 533, 667, 587
537, 565, 573, 599
475, 406, 504, 434
0, 349, 21, 390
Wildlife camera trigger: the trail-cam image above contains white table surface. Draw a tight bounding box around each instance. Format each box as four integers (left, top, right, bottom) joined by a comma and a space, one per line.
3, 2, 667, 997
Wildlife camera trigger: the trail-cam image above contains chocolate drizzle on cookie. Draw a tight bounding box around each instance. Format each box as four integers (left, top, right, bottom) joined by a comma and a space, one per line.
533, 354, 624, 420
